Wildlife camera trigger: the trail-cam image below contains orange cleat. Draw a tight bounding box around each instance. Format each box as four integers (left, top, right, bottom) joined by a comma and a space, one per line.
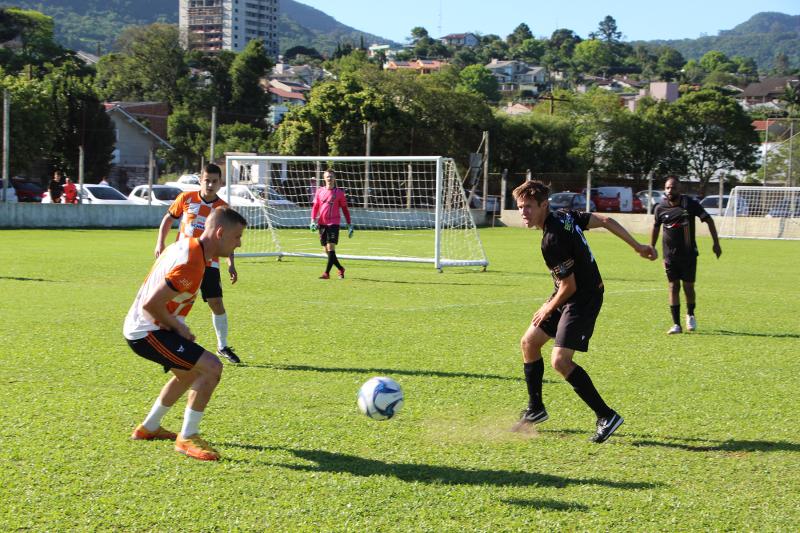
175, 434, 220, 461
131, 424, 178, 441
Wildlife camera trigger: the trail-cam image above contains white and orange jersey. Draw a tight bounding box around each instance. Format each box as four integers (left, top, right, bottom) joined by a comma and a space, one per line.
167, 191, 228, 267
123, 238, 209, 340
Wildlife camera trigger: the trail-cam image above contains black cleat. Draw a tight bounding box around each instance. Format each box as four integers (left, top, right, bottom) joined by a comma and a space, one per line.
511, 406, 549, 432
217, 346, 241, 364
591, 411, 624, 443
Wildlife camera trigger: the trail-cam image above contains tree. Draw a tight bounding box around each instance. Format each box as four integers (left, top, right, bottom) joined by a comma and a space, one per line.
456, 64, 500, 102
698, 50, 733, 73
409, 27, 429, 44
656, 47, 685, 81
0, 8, 67, 76
572, 39, 614, 76
670, 89, 759, 191
228, 38, 273, 127
506, 23, 533, 47
510, 38, 546, 63
166, 106, 210, 170
781, 84, 800, 116
773, 52, 790, 76
591, 16, 622, 43
492, 112, 577, 175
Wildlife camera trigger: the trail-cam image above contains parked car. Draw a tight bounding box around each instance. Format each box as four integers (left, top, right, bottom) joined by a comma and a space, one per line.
0, 184, 18, 202
464, 190, 501, 213
219, 184, 297, 208
128, 184, 183, 206
42, 184, 134, 205
177, 173, 200, 185
11, 178, 44, 202
164, 181, 201, 192
765, 199, 800, 218
699, 195, 749, 216
636, 189, 666, 210
548, 192, 596, 212
583, 186, 636, 212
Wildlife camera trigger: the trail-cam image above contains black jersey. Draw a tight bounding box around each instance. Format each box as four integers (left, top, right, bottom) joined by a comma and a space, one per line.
541, 210, 604, 303
653, 195, 710, 258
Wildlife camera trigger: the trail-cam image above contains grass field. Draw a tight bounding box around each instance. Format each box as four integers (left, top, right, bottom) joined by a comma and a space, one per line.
1, 227, 798, 531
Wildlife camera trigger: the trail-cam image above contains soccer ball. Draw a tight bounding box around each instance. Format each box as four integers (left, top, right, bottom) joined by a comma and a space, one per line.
357, 376, 404, 420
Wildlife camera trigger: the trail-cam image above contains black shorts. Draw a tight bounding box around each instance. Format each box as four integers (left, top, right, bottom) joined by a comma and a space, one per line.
664, 256, 697, 283
538, 293, 603, 352
319, 224, 340, 246
201, 266, 222, 301
126, 330, 206, 373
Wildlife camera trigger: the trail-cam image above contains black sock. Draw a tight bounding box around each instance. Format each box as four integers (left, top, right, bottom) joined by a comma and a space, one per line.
325, 252, 334, 274
523, 359, 544, 410
330, 250, 343, 270
687, 303, 696, 316
566, 365, 613, 418
670, 304, 681, 325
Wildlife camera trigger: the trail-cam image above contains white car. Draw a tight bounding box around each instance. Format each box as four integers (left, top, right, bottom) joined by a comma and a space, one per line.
42, 184, 134, 205
0, 185, 18, 203
219, 184, 296, 208
128, 184, 183, 206
700, 195, 749, 217
164, 181, 201, 192
636, 189, 666, 209
177, 173, 200, 185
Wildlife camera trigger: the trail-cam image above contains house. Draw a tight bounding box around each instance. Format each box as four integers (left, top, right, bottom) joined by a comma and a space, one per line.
440, 33, 480, 48
384, 59, 447, 74
368, 44, 396, 59
501, 102, 533, 116
740, 76, 800, 106
485, 59, 548, 94
104, 102, 173, 190
268, 86, 307, 126
271, 61, 329, 86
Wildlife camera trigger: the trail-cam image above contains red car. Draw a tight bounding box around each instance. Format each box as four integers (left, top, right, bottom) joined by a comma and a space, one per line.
11, 178, 44, 202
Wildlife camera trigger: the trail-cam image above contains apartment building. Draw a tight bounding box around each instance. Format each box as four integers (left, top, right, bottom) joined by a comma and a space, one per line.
179, 0, 280, 57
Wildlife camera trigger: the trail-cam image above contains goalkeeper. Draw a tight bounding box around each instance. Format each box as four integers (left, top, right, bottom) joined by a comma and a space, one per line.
310, 169, 353, 279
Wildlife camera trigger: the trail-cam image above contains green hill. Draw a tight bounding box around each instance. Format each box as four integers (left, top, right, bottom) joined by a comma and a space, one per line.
1, 0, 400, 55
639, 12, 800, 70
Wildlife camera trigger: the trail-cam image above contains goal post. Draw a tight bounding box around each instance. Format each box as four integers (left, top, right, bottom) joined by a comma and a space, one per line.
223, 155, 489, 269
717, 186, 800, 240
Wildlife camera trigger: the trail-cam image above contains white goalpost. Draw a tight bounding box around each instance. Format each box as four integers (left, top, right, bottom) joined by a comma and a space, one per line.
223, 155, 489, 269
717, 186, 800, 240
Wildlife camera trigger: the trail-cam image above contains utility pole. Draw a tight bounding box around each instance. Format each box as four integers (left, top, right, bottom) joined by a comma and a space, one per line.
78, 146, 84, 204
2, 90, 8, 203
210, 106, 217, 163
482, 130, 489, 210
363, 122, 372, 208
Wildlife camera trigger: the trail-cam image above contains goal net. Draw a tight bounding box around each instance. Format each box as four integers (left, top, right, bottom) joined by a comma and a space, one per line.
717, 186, 800, 240
223, 155, 489, 269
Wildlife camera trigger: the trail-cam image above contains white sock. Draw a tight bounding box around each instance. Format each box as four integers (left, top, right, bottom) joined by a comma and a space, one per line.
142, 399, 171, 432
181, 407, 204, 438
212, 312, 228, 350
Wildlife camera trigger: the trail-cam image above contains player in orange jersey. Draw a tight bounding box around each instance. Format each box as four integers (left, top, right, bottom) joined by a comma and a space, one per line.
125, 206, 247, 461
155, 163, 243, 364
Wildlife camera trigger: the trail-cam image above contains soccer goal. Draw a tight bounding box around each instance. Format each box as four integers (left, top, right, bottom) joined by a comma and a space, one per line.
717, 186, 800, 240
223, 155, 489, 269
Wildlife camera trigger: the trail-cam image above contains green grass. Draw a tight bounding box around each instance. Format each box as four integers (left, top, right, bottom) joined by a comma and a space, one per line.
1, 227, 798, 531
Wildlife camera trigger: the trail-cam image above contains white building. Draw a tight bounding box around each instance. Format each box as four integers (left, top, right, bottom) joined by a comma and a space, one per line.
179, 0, 280, 57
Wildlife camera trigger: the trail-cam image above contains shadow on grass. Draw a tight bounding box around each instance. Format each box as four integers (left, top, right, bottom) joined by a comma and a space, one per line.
258, 448, 660, 490
501, 498, 590, 512
238, 362, 532, 382
352, 276, 517, 288
538, 428, 800, 453
0, 276, 61, 282
630, 437, 800, 453
698, 329, 800, 339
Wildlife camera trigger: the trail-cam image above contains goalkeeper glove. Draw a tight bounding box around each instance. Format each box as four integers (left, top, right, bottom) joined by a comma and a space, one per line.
310, 220, 318, 232
348, 224, 354, 238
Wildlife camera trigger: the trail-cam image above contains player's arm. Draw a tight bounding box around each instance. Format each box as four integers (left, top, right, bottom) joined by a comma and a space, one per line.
227, 252, 238, 283
340, 195, 353, 237
155, 214, 177, 257
703, 215, 722, 258
141, 280, 195, 341
588, 214, 657, 260
532, 273, 576, 327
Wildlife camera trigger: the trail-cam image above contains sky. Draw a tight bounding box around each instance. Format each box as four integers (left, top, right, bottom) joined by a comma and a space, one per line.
293, 0, 799, 43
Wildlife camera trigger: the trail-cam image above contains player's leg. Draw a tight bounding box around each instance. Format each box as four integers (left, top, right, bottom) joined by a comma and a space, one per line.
128, 331, 205, 441
666, 261, 683, 334
319, 226, 331, 278
202, 267, 240, 363
173, 351, 225, 461
683, 258, 698, 331
512, 319, 555, 430
553, 298, 623, 443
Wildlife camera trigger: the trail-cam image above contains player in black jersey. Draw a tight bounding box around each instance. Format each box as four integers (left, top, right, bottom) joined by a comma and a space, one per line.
512, 181, 657, 443
651, 177, 721, 334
